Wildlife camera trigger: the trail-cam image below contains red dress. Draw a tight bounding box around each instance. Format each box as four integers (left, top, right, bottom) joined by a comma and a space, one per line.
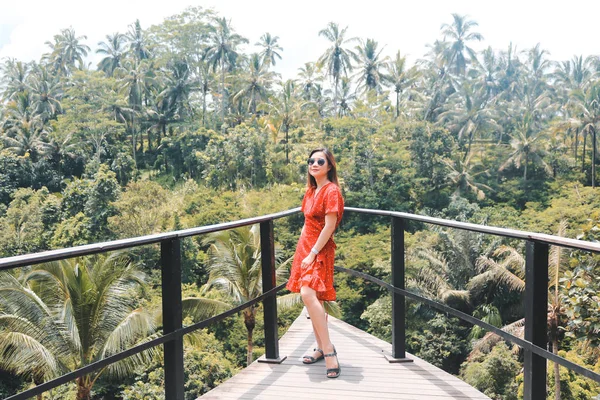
286, 182, 344, 301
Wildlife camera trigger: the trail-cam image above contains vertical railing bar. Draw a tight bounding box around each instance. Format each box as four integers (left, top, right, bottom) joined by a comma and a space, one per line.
386, 217, 412, 363
523, 240, 548, 400
161, 239, 185, 400
258, 221, 287, 363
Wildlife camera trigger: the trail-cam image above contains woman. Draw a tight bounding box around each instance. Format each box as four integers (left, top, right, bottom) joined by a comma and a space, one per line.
286, 147, 344, 379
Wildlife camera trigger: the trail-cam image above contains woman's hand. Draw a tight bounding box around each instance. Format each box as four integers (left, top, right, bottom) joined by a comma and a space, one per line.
301, 252, 316, 270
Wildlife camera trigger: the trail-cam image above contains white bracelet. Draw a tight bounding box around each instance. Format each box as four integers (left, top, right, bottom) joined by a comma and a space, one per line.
311, 247, 319, 255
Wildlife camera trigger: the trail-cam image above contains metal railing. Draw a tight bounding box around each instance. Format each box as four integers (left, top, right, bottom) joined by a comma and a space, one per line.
1, 206, 599, 400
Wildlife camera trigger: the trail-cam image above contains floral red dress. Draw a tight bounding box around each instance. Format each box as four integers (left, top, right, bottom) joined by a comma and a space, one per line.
286, 182, 344, 301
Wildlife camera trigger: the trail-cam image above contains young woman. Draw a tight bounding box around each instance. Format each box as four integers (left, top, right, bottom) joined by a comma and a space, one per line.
286, 147, 344, 379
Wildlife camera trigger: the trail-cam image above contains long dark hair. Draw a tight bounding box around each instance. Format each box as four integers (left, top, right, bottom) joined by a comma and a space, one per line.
307, 147, 339, 189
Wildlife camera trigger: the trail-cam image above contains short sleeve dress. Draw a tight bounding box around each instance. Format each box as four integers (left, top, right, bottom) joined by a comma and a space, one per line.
286, 182, 344, 301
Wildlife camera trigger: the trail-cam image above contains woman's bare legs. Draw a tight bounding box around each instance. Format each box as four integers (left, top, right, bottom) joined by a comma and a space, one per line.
301, 286, 338, 376
304, 302, 324, 361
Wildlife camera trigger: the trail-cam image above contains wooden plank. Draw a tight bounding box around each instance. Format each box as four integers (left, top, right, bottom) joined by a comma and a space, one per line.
198, 310, 490, 400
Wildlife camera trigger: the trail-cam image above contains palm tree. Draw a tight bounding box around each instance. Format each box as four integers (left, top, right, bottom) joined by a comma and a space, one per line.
0, 58, 31, 101
158, 59, 198, 120
1, 93, 51, 161
419, 40, 452, 122
317, 22, 356, 114
352, 38, 389, 95
471, 221, 569, 400
260, 80, 308, 162
297, 62, 324, 101
337, 77, 356, 117
96, 33, 127, 77
385, 51, 420, 119
125, 20, 151, 62
437, 80, 500, 154
0, 255, 154, 400
202, 225, 288, 366
204, 17, 249, 122
27, 65, 63, 121
499, 113, 552, 181
568, 79, 600, 187
441, 152, 492, 200
43, 28, 90, 76
255, 33, 283, 67
234, 54, 279, 116
0, 254, 228, 400
440, 14, 484, 76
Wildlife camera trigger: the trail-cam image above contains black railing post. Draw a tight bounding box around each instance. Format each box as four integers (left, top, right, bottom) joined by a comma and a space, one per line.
524, 241, 548, 400
161, 239, 185, 400
258, 221, 287, 363
386, 217, 412, 363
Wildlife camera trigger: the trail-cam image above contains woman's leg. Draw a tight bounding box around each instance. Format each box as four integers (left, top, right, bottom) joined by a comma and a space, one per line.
301, 286, 338, 375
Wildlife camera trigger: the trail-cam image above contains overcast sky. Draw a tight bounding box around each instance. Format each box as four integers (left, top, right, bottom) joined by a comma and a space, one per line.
1, 0, 599, 81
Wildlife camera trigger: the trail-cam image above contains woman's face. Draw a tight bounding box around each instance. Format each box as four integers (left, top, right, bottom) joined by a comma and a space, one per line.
308, 151, 331, 180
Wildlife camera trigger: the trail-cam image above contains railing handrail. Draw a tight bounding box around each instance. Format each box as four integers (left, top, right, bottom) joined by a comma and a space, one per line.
0, 207, 300, 271
345, 206, 600, 252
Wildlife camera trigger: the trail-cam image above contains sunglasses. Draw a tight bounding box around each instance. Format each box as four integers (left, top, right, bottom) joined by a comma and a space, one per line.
307, 157, 326, 166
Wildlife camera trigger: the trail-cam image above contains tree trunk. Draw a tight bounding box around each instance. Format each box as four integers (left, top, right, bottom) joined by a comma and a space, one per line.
221, 58, 226, 123
582, 132, 587, 173
553, 338, 561, 400
244, 309, 256, 367
285, 125, 289, 164
202, 90, 207, 127
396, 91, 400, 119
592, 126, 596, 188
76, 377, 91, 400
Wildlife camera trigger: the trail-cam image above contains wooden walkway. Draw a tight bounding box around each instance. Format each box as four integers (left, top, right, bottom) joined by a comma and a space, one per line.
199, 310, 490, 400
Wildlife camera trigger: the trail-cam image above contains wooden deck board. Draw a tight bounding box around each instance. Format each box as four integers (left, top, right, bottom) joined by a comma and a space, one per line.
198, 310, 490, 400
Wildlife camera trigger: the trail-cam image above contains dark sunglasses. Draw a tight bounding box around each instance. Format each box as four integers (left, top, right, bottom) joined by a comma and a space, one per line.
307, 157, 326, 166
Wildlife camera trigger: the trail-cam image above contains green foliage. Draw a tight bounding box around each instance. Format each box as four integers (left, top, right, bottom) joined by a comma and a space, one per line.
406, 314, 470, 374
120, 331, 237, 400
460, 342, 520, 400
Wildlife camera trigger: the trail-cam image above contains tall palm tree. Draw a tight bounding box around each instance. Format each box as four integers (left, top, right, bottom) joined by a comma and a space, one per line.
440, 14, 483, 76
260, 80, 308, 162
125, 20, 151, 62
337, 77, 356, 117
233, 53, 279, 116
43, 28, 90, 76
568, 79, 600, 187
204, 17, 249, 122
352, 38, 389, 95
202, 225, 288, 366
96, 33, 127, 77
317, 22, 356, 114
0, 58, 31, 101
297, 62, 324, 101
437, 80, 500, 154
441, 152, 492, 201
0, 255, 155, 400
471, 220, 569, 400
499, 113, 552, 181
385, 51, 420, 119
0, 255, 228, 400
158, 59, 198, 120
255, 33, 283, 67
27, 65, 63, 121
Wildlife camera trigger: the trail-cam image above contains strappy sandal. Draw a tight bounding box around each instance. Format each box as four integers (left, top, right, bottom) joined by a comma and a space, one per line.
324, 346, 341, 378
302, 348, 324, 364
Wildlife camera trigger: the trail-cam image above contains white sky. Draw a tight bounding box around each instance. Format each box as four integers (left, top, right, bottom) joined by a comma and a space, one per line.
1, 0, 599, 81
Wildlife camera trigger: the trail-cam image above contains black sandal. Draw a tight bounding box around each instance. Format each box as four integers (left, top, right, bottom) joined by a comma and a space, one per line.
302, 348, 324, 364
324, 346, 341, 378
